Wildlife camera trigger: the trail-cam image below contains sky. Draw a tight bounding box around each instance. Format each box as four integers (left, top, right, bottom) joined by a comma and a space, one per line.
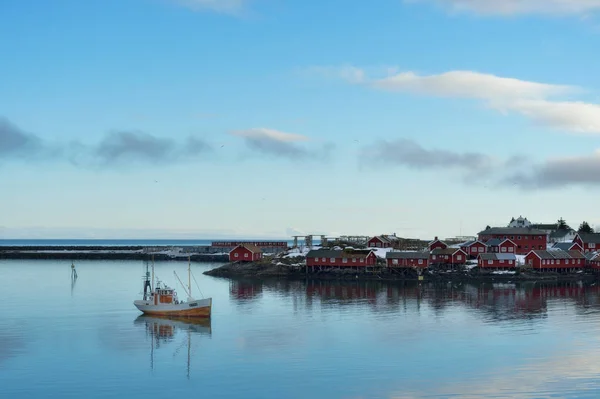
2, 0, 600, 240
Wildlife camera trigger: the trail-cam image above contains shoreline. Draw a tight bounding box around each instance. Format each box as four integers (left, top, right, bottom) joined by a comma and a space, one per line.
203, 260, 600, 283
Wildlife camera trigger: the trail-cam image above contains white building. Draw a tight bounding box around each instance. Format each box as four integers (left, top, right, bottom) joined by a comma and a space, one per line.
508, 216, 531, 228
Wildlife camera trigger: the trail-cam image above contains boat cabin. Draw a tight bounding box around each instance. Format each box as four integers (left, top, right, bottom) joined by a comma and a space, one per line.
151, 285, 181, 305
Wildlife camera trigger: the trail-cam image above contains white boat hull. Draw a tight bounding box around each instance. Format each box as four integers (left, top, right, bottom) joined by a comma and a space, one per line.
134, 297, 212, 318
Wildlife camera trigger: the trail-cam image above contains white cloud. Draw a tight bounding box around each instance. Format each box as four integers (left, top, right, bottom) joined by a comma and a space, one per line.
372, 70, 575, 101
504, 99, 600, 134
230, 128, 310, 142
170, 0, 247, 14
407, 0, 600, 16
314, 66, 600, 135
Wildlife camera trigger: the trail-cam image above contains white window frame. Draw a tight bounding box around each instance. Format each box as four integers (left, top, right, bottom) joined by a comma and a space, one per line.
418, 259, 423, 265
235, 253, 239, 258
342, 258, 348, 263
488, 260, 493, 265
330, 258, 335, 263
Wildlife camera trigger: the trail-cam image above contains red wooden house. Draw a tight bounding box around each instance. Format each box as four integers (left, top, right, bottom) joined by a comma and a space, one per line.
386, 251, 429, 268
498, 239, 517, 254
460, 240, 486, 258
551, 241, 583, 253
229, 244, 263, 263
428, 237, 448, 251
367, 235, 398, 248
477, 253, 517, 269
478, 227, 547, 255
586, 253, 600, 269
306, 249, 377, 268
430, 248, 467, 267
573, 233, 600, 253
524, 250, 585, 271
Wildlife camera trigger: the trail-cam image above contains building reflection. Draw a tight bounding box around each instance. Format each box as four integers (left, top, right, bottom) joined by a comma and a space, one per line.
229, 280, 263, 302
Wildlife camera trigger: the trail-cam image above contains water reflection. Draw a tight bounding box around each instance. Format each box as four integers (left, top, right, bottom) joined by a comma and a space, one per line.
229, 278, 600, 325
134, 316, 212, 379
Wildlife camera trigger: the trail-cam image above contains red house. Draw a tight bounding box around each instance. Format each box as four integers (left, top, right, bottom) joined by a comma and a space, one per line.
478, 227, 547, 255
498, 239, 517, 254
229, 244, 263, 263
386, 251, 429, 268
573, 233, 600, 253
586, 253, 600, 269
306, 249, 377, 268
367, 235, 398, 248
430, 248, 467, 266
551, 242, 583, 253
460, 240, 486, 258
428, 237, 448, 251
477, 253, 516, 269
524, 250, 585, 271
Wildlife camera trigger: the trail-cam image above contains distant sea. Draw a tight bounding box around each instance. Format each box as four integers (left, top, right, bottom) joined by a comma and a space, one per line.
0, 238, 302, 247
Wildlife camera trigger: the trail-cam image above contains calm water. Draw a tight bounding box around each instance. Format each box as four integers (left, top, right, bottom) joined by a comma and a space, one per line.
3, 260, 600, 398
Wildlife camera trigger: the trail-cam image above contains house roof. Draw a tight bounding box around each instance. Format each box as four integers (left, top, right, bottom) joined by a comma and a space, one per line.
485, 238, 503, 247
577, 233, 600, 244
478, 253, 516, 261
552, 242, 573, 251
461, 240, 485, 247
428, 238, 447, 246
528, 250, 583, 260
431, 248, 465, 256
584, 252, 598, 261
530, 223, 559, 230
549, 229, 574, 239
234, 243, 262, 254
306, 249, 373, 259
386, 251, 429, 260
479, 227, 547, 235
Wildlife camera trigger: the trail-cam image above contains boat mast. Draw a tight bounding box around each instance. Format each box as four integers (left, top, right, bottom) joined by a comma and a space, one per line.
188, 255, 192, 299
151, 255, 155, 291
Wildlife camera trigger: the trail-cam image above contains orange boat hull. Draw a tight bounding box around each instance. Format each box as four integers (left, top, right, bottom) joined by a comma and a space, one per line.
140, 306, 211, 318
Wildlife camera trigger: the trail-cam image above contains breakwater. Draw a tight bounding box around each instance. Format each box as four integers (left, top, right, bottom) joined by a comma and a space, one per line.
0, 246, 229, 262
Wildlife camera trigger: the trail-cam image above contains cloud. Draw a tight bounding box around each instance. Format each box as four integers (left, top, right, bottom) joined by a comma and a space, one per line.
314, 67, 600, 135
504, 149, 600, 189
89, 131, 211, 166
372, 70, 575, 101
0, 118, 45, 158
406, 0, 600, 16
170, 0, 248, 14
230, 128, 333, 161
0, 117, 212, 167
361, 138, 495, 173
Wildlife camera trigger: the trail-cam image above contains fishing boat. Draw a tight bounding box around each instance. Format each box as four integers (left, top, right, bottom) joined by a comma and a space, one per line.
133, 256, 212, 318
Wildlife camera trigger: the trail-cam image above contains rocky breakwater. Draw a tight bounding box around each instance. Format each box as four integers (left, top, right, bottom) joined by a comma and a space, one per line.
0, 246, 229, 262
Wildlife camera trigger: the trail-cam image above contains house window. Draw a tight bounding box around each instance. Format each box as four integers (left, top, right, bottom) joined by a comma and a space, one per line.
509, 260, 513, 265
392, 259, 398, 265
235, 253, 239, 257
322, 258, 326, 262
518, 236, 521, 240
501, 247, 507, 253
525, 245, 528, 249
508, 247, 514, 252
591, 243, 596, 248
432, 255, 437, 260
418, 259, 423, 265
488, 260, 493, 265
457, 255, 462, 261
500, 260, 505, 264
244, 253, 248, 258
342, 258, 348, 263
539, 245, 543, 250
360, 258, 364, 263
551, 260, 555, 264
510, 236, 514, 240
352, 258, 357, 263
330, 258, 335, 263
314, 258, 319, 262
479, 247, 484, 252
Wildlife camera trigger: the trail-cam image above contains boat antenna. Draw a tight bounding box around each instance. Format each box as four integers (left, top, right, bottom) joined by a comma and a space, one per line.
151, 255, 155, 292
143, 260, 151, 300
188, 255, 192, 299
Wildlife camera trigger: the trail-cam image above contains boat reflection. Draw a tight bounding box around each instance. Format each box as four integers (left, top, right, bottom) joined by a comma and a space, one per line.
134, 315, 212, 378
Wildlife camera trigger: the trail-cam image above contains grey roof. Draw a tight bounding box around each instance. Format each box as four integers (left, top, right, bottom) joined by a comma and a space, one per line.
585, 251, 599, 261
552, 242, 573, 251
549, 230, 574, 239
461, 240, 484, 247
531, 223, 559, 230
431, 248, 465, 256
577, 233, 600, 244
306, 249, 373, 259
479, 227, 547, 235
386, 251, 429, 260
529, 250, 583, 260
485, 238, 503, 247
478, 253, 516, 261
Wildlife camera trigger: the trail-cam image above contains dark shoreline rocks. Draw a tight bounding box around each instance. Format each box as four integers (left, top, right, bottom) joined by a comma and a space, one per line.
203, 261, 600, 283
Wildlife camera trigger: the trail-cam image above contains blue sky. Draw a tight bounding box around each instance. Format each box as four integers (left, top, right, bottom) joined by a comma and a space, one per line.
2, 0, 600, 239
